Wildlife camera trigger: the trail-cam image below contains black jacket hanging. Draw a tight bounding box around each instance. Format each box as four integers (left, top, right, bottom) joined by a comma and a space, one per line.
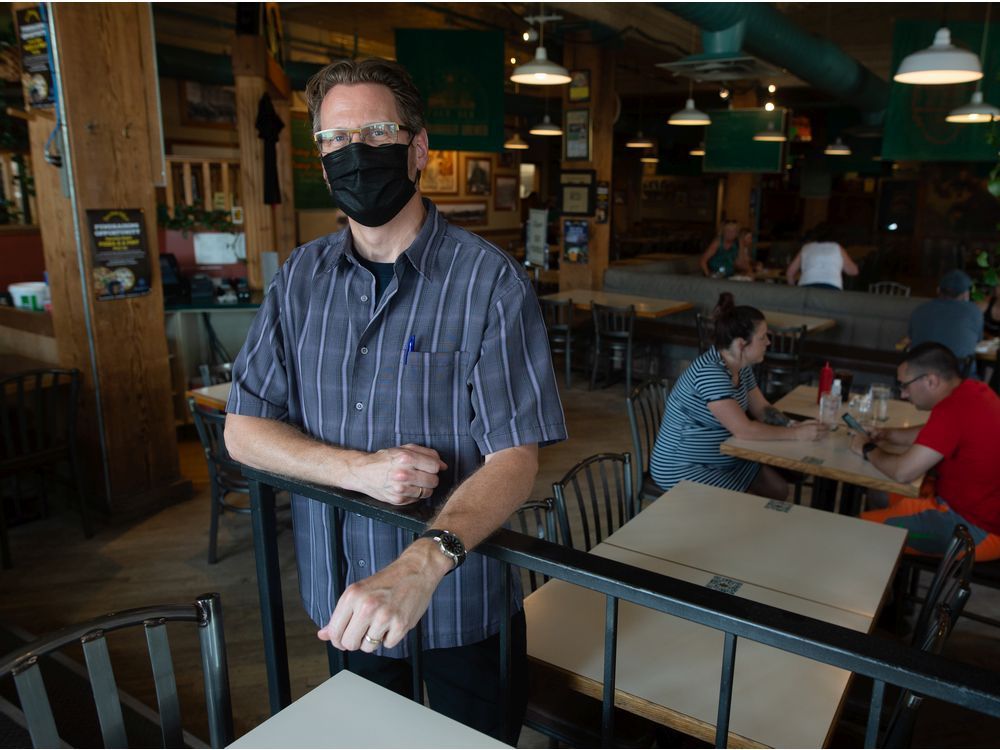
255, 92, 284, 205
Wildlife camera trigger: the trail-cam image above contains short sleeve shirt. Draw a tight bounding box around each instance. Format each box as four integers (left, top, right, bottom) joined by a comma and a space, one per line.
227, 200, 568, 655
908, 299, 984, 360
915, 379, 1000, 534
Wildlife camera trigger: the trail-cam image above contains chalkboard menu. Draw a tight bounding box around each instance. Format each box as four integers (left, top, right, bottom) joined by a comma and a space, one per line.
291, 111, 331, 210
703, 109, 785, 174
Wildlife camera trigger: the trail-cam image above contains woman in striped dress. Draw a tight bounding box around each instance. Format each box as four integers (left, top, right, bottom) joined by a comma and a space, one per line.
650, 293, 828, 500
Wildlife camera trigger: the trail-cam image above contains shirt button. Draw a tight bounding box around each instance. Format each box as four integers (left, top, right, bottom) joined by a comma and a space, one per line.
360, 294, 369, 302
360, 346, 368, 355
355, 402, 364, 411
357, 559, 367, 568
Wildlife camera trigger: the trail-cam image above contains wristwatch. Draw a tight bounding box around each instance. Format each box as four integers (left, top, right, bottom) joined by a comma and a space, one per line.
419, 529, 466, 571
862, 441, 878, 462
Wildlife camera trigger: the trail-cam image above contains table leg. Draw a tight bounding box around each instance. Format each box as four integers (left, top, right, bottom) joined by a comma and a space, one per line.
811, 478, 838, 512
839, 484, 864, 516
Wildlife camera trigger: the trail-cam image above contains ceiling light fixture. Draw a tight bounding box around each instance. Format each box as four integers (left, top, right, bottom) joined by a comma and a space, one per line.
719, 86, 730, 100
894, 26, 983, 84
824, 137, 851, 156
511, 4, 570, 86
764, 101, 775, 112
767, 83, 777, 94
640, 155, 659, 164
669, 31, 711, 126
690, 143, 706, 156
504, 132, 530, 150
753, 121, 787, 142
627, 71, 655, 148
946, 4, 998, 122
529, 113, 562, 136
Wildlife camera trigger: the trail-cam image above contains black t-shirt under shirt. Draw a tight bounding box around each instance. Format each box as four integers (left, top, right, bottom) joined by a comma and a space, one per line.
356, 256, 395, 305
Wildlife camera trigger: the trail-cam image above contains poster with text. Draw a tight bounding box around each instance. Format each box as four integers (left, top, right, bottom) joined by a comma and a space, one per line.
87, 209, 152, 300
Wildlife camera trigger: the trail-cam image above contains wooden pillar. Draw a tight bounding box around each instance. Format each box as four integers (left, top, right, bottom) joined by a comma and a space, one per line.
802, 197, 830, 232
29, 3, 188, 514
721, 90, 758, 227
232, 35, 295, 289
559, 33, 615, 292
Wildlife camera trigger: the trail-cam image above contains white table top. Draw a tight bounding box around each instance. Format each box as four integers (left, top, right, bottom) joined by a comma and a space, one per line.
229, 670, 508, 748
187, 382, 232, 410
762, 310, 836, 334
525, 482, 905, 748
774, 385, 925, 429
541, 289, 693, 318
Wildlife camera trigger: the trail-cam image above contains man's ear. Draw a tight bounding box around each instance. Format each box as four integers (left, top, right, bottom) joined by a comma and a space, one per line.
412, 128, 429, 171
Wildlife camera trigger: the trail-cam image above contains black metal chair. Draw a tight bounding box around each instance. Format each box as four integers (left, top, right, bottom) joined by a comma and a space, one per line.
760, 324, 809, 400
695, 312, 715, 354
590, 303, 636, 392
1, 368, 91, 569
0, 592, 233, 748
539, 297, 575, 388
553, 452, 633, 551
506, 498, 557, 593
626, 378, 671, 511
908, 525, 975, 646
868, 281, 911, 297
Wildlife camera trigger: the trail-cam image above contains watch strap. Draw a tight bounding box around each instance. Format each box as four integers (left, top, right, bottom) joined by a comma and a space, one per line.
862, 441, 877, 461
419, 528, 467, 570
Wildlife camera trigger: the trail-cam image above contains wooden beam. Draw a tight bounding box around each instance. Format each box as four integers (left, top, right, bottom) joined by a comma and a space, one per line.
272, 96, 297, 266
235, 74, 272, 289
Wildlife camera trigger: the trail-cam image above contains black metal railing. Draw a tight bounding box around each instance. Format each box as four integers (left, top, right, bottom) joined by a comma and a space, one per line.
244, 466, 1000, 748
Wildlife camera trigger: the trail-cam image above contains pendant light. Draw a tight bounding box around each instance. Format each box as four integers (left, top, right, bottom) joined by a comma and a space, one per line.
894, 26, 983, 85
510, 3, 571, 86
640, 155, 659, 164
689, 143, 706, 156
824, 137, 851, 156
626, 70, 655, 148
529, 114, 562, 135
669, 31, 711, 126
947, 4, 999, 122
504, 132, 530, 150
753, 121, 787, 142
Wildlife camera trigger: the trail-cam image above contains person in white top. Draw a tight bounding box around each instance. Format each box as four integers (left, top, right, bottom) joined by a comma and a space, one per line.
785, 226, 859, 289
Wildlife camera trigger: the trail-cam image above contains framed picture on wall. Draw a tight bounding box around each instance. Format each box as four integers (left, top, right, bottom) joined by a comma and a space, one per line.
564, 109, 591, 162
494, 175, 517, 211
180, 81, 236, 128
437, 200, 488, 226
421, 150, 459, 194
568, 70, 590, 103
559, 169, 596, 216
464, 155, 492, 195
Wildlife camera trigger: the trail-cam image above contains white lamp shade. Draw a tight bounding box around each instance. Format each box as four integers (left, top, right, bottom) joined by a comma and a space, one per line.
894, 27, 983, 84
510, 46, 572, 85
625, 131, 655, 148
689, 144, 706, 156
668, 99, 711, 126
504, 132, 530, 150
529, 114, 563, 136
946, 90, 1000, 123
640, 156, 659, 164
824, 137, 851, 156
753, 122, 787, 142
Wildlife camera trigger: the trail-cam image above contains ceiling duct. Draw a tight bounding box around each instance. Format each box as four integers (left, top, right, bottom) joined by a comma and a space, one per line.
657, 20, 781, 81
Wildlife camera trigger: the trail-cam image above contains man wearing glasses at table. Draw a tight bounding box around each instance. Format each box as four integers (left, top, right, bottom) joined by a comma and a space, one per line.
848, 342, 1000, 561
224, 58, 566, 742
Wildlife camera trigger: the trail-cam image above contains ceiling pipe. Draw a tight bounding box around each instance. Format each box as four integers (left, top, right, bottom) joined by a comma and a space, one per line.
660, 2, 890, 114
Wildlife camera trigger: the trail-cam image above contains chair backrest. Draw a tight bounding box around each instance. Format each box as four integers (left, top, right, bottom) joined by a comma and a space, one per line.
912, 525, 975, 647
540, 297, 572, 330
869, 281, 911, 297
0, 369, 80, 471
188, 397, 244, 482
506, 498, 557, 592
879, 603, 957, 748
765, 324, 808, 362
553, 452, 633, 551
0, 593, 233, 748
695, 313, 714, 354
592, 303, 635, 340
626, 378, 671, 493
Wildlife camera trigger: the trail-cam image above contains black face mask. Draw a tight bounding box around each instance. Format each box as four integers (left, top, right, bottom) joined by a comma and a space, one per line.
321, 142, 417, 227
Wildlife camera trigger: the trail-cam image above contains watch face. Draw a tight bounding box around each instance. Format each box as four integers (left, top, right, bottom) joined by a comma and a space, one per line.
439, 533, 464, 558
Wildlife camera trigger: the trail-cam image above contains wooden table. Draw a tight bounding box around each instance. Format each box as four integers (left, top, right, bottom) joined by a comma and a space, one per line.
187, 382, 232, 411
229, 670, 508, 748
721, 429, 922, 498
525, 481, 906, 748
762, 310, 836, 334
774, 385, 925, 429
976, 339, 998, 362
541, 289, 693, 319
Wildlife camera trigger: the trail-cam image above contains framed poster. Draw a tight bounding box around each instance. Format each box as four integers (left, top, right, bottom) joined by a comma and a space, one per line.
437, 200, 488, 225
421, 150, 459, 194
180, 81, 236, 128
569, 70, 590, 103
87, 209, 153, 300
464, 155, 492, 195
564, 109, 591, 162
559, 169, 596, 216
563, 219, 589, 263
494, 175, 517, 211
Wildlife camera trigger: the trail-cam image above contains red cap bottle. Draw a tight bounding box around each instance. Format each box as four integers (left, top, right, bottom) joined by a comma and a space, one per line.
817, 361, 834, 403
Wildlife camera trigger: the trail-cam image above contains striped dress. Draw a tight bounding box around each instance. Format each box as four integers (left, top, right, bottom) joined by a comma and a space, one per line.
649, 347, 761, 493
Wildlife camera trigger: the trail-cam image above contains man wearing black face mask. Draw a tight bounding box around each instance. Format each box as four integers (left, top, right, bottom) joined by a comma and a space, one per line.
224, 58, 566, 743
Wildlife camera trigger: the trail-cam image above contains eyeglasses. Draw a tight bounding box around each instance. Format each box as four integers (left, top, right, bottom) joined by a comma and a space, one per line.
313, 121, 409, 155
897, 372, 929, 390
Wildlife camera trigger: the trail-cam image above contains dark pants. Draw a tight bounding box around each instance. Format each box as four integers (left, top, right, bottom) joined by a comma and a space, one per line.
802, 282, 841, 290
345, 610, 528, 744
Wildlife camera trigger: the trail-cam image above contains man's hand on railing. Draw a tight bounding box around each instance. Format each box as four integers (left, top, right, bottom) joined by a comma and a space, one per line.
344, 443, 448, 505
316, 538, 453, 652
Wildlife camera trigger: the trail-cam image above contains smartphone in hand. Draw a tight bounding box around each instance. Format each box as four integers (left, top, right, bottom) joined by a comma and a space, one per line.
842, 412, 869, 436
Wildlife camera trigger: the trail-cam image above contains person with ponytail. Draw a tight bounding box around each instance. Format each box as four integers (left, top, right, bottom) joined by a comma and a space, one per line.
649, 293, 828, 500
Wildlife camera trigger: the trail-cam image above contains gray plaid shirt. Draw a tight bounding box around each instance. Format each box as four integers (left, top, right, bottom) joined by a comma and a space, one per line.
228, 200, 567, 656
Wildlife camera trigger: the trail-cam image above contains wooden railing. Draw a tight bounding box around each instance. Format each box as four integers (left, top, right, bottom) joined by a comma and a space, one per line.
164, 155, 241, 216
0, 151, 36, 225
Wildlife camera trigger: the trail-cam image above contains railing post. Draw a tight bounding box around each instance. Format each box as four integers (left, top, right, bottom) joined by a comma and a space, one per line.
715, 631, 738, 748
602, 595, 619, 746
248, 477, 291, 714
865, 679, 885, 747
327, 504, 347, 676
409, 530, 424, 705
500, 562, 512, 742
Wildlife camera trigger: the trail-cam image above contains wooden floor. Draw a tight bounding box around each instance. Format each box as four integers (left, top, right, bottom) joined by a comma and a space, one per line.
1, 375, 999, 747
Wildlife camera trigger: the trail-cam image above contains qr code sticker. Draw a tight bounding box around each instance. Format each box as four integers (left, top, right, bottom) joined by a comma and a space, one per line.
765, 499, 792, 513
706, 576, 743, 595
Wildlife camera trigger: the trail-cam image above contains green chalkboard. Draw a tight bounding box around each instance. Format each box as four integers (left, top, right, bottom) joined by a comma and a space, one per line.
703, 109, 785, 174
291, 111, 332, 210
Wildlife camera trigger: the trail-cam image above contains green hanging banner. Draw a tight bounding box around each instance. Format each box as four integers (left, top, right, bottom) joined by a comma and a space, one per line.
703, 109, 786, 173
395, 29, 505, 152
883, 21, 1000, 162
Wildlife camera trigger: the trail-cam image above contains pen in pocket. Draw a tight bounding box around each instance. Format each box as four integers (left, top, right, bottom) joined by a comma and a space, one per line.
403, 335, 415, 364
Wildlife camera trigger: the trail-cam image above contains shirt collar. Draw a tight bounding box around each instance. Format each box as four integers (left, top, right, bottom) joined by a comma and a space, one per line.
328, 198, 442, 281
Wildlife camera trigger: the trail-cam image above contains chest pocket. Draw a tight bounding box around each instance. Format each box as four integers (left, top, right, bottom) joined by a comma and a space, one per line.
398, 350, 472, 437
